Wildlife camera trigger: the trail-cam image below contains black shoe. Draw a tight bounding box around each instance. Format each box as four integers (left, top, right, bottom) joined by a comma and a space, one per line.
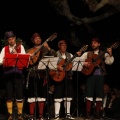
94, 112, 102, 119
28, 115, 34, 120
65, 115, 75, 120
54, 114, 59, 120
8, 114, 13, 120
18, 114, 24, 120
85, 114, 91, 120
38, 115, 44, 120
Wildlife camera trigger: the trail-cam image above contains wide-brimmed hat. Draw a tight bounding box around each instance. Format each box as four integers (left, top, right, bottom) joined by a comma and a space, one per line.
4, 31, 15, 40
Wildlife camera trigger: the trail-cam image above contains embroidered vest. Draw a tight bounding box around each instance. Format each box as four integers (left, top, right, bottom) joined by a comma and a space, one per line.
57, 51, 71, 64
57, 50, 73, 77
87, 51, 106, 75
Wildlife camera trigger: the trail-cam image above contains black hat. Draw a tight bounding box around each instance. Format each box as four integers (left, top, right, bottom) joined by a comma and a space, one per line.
4, 31, 15, 40
31, 33, 41, 42
91, 37, 100, 43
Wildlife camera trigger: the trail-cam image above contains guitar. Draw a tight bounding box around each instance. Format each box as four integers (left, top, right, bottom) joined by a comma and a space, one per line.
27, 32, 57, 65
81, 42, 119, 75
49, 45, 88, 82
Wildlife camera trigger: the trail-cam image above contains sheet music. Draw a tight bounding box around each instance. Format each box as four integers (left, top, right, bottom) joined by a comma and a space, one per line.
72, 57, 85, 71
38, 57, 59, 70
44, 56, 54, 58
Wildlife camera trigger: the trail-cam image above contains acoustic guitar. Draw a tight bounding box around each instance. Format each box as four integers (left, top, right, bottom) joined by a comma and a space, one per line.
81, 42, 119, 75
49, 45, 88, 82
27, 32, 57, 65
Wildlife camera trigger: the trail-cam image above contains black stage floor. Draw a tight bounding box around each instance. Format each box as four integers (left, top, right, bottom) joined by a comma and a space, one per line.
0, 115, 118, 120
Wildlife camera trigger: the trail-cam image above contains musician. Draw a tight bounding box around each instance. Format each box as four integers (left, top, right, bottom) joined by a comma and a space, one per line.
26, 33, 57, 120
101, 84, 111, 117
53, 40, 81, 120
0, 31, 26, 120
104, 87, 120, 119
80, 37, 114, 119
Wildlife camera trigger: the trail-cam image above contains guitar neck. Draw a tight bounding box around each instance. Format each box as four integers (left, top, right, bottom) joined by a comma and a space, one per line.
64, 45, 88, 68
93, 50, 107, 62
64, 53, 78, 68
32, 39, 49, 56
94, 41, 119, 61
32, 45, 43, 56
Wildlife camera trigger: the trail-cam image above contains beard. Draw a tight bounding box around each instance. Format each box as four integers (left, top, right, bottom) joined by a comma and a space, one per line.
92, 46, 99, 50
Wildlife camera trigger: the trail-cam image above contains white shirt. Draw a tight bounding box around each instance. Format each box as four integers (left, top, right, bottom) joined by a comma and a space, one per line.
0, 44, 26, 64
79, 50, 114, 65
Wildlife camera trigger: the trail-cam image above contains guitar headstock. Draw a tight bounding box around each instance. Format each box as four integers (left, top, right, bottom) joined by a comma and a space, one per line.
110, 41, 120, 49
46, 32, 57, 42
79, 44, 89, 52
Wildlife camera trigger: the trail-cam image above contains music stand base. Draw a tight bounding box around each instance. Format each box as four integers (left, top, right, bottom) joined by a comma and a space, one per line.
45, 113, 52, 120
72, 108, 83, 118
63, 118, 75, 120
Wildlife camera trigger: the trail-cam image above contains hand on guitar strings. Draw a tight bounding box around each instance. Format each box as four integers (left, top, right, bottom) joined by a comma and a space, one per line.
84, 61, 91, 67
76, 51, 82, 56
43, 42, 51, 51
57, 65, 64, 71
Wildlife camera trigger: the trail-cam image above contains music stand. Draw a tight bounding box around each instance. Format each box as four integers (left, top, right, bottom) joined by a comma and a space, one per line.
3, 53, 30, 68
72, 57, 85, 118
38, 56, 59, 70
38, 56, 59, 120
3, 53, 30, 120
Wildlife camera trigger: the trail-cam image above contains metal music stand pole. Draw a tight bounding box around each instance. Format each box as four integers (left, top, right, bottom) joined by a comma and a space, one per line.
75, 60, 82, 118
71, 58, 84, 118
3, 54, 19, 120
64, 69, 69, 120
27, 65, 39, 120
3, 53, 30, 120
38, 59, 51, 120
45, 64, 51, 120
63, 60, 74, 120
13, 58, 19, 120
38, 57, 59, 120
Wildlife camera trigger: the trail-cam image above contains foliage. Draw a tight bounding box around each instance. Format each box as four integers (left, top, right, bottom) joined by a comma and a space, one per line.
0, 38, 29, 51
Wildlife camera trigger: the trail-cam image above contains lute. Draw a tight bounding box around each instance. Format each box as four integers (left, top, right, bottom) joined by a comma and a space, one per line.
27, 32, 57, 65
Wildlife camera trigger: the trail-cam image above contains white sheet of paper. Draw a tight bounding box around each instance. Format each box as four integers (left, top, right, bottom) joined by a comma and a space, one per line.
38, 57, 59, 70
72, 57, 85, 71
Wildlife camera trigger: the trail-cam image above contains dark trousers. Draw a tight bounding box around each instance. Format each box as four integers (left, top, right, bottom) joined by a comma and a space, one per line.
5, 73, 23, 100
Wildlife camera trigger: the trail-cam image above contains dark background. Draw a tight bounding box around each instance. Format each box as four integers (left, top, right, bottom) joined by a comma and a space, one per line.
0, 0, 120, 116
0, 1, 120, 88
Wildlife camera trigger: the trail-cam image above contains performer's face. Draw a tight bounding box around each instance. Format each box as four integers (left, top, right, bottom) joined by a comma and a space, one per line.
59, 43, 67, 53
91, 41, 100, 50
33, 36, 42, 45
7, 37, 16, 46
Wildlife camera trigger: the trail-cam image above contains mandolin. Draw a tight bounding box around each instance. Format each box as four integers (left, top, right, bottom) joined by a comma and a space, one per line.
49, 45, 88, 82
81, 42, 119, 75
27, 32, 57, 65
